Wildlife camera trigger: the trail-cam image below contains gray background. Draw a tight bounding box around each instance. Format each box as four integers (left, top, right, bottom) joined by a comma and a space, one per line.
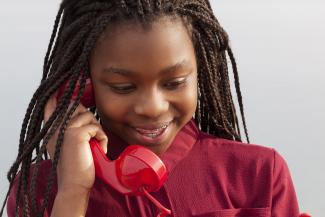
0, 1, 324, 216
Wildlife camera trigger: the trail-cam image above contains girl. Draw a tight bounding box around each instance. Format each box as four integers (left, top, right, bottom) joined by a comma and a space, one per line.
1, 0, 300, 216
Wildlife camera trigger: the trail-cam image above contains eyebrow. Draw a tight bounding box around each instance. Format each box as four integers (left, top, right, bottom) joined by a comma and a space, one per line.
102, 60, 190, 76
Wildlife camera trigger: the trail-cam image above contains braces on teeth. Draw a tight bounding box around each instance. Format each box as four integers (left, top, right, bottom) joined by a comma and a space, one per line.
136, 124, 169, 138
146, 132, 160, 138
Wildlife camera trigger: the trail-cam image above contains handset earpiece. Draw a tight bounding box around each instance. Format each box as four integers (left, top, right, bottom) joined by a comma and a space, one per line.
57, 77, 95, 108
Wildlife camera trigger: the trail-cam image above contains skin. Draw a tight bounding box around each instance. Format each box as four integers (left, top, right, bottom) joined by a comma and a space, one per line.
45, 16, 197, 216
90, 16, 198, 155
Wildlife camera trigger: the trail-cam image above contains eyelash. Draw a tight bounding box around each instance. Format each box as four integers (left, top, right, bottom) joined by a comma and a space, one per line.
164, 79, 186, 89
109, 79, 187, 94
110, 85, 134, 94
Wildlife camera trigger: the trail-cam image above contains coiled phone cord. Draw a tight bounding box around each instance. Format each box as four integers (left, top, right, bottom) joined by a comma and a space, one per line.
140, 187, 171, 217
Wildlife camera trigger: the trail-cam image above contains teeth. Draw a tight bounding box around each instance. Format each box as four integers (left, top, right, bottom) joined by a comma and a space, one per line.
138, 130, 161, 138
146, 132, 160, 138
135, 124, 168, 133
135, 124, 169, 138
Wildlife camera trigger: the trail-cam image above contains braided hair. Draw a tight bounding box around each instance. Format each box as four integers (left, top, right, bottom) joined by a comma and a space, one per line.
1, 0, 249, 216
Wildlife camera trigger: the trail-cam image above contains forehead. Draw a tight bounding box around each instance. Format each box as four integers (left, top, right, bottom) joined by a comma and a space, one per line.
90, 16, 195, 68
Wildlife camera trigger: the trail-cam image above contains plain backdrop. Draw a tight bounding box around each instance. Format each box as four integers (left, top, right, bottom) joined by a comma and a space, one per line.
0, 1, 324, 216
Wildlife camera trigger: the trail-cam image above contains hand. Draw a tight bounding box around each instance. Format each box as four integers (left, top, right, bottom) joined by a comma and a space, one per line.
44, 92, 108, 193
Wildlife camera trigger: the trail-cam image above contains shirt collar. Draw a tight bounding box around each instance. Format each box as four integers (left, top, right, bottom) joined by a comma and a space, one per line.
160, 118, 200, 173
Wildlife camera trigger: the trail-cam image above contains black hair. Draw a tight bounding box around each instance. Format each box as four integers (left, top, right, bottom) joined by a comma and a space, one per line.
1, 0, 249, 216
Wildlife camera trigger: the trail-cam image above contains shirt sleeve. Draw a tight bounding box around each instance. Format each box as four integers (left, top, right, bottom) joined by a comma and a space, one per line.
271, 149, 300, 217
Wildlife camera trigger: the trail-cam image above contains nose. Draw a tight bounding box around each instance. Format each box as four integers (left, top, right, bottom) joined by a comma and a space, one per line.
134, 89, 169, 118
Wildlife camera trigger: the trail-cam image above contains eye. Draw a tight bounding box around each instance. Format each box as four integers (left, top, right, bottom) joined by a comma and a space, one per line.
109, 84, 135, 94
164, 78, 187, 90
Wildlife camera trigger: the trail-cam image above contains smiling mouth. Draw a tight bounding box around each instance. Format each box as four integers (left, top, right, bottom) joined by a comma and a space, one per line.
134, 123, 169, 138
130, 120, 173, 144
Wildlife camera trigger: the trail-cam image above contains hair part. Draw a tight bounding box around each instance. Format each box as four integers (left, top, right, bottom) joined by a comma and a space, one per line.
0, 1, 249, 216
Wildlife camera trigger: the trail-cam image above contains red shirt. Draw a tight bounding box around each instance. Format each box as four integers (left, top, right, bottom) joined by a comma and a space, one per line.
7, 119, 300, 216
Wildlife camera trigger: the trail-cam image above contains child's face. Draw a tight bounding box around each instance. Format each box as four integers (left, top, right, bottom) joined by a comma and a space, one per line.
89, 17, 197, 155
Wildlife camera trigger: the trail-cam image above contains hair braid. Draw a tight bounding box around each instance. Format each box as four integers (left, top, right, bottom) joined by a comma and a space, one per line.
195, 30, 238, 139
42, 5, 65, 80
39, 73, 82, 217
55, 13, 94, 53
7, 71, 71, 177
1, 1, 250, 216
118, 0, 130, 14
203, 31, 241, 139
40, 13, 115, 217
227, 47, 250, 142
8, 4, 111, 179
178, 1, 247, 141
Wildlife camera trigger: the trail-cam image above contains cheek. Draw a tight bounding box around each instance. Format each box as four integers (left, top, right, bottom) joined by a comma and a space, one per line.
94, 76, 198, 121
173, 80, 198, 116
96, 93, 131, 121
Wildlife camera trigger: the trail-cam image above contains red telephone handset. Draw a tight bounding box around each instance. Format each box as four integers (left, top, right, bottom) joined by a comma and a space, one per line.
57, 78, 171, 216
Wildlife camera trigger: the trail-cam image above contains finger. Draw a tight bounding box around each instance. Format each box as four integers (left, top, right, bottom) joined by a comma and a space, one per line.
66, 101, 88, 118
46, 91, 88, 123
45, 95, 91, 160
67, 111, 99, 129
80, 124, 108, 154
50, 101, 88, 127
94, 128, 108, 154
45, 101, 85, 144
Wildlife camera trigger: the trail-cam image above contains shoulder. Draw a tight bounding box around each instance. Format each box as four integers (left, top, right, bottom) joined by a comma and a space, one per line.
188, 132, 299, 215
195, 131, 290, 174
198, 131, 276, 160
